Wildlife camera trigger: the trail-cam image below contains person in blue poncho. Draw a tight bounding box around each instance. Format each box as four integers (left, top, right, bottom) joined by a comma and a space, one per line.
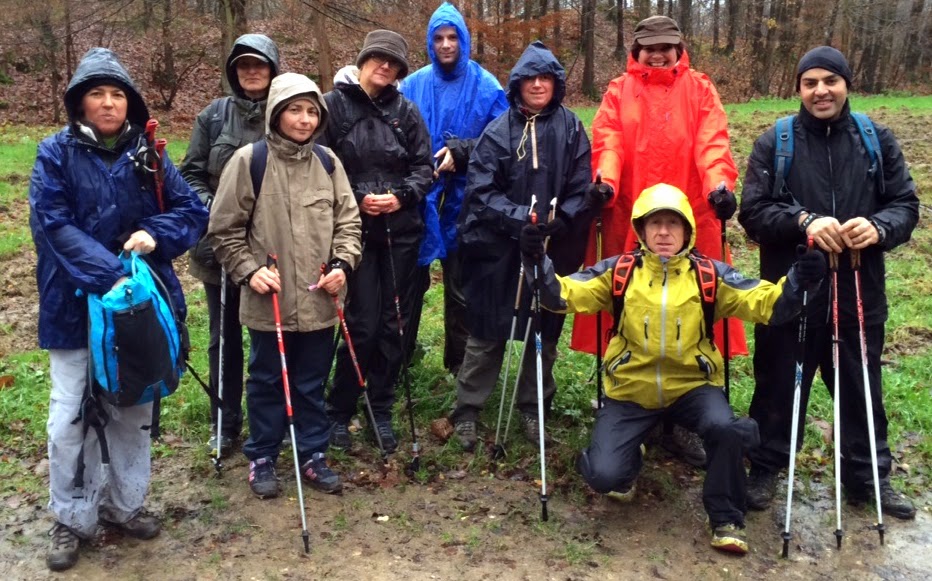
401, 2, 508, 376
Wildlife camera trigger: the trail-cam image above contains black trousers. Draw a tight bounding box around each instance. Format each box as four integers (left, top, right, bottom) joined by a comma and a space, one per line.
204, 277, 244, 438
748, 322, 891, 490
243, 328, 334, 464
577, 386, 759, 527
405, 249, 468, 375
328, 236, 420, 423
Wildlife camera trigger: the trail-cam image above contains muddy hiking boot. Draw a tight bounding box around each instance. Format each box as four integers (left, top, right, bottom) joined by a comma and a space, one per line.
249, 457, 281, 499
746, 468, 779, 511
847, 481, 917, 520
99, 508, 161, 540
370, 420, 398, 454
605, 481, 637, 504
454, 420, 477, 452
47, 522, 80, 572
207, 432, 235, 458
301, 453, 343, 494
661, 424, 707, 468
330, 421, 352, 451
710, 522, 749, 555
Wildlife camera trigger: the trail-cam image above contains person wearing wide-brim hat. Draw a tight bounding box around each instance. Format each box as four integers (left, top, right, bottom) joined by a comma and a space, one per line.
29, 47, 207, 571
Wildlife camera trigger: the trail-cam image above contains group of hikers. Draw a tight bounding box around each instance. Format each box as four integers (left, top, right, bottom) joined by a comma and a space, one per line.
27, 2, 918, 571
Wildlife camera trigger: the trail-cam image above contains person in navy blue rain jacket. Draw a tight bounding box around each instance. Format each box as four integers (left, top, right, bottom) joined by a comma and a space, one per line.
29, 48, 207, 572
400, 2, 508, 376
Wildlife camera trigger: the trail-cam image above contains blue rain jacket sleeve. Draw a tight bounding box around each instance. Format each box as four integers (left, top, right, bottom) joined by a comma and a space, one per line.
401, 1, 508, 265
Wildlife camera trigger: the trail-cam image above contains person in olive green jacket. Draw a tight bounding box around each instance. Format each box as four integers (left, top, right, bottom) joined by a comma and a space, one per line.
208, 73, 361, 499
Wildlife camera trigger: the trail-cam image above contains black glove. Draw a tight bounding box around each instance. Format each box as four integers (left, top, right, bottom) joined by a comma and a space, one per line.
585, 181, 613, 207
520, 223, 546, 258
707, 187, 737, 221
540, 216, 567, 240
795, 245, 826, 290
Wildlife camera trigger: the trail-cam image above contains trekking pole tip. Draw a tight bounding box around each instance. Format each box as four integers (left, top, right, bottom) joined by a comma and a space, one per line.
302, 530, 310, 553
781, 532, 790, 558
875, 523, 885, 545
541, 496, 549, 522
834, 529, 843, 549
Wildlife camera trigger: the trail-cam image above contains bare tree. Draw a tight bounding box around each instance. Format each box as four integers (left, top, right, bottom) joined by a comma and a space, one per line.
218, 0, 247, 94
616, 0, 626, 59
581, 0, 596, 97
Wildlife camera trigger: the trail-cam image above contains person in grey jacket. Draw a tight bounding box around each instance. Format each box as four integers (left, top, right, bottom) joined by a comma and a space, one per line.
181, 34, 280, 455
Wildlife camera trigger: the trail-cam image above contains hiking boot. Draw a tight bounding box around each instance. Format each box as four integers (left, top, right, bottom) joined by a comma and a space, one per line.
99, 508, 161, 540
370, 420, 398, 454
710, 522, 749, 555
521, 412, 548, 445
330, 421, 352, 451
248, 457, 281, 499
747, 468, 778, 511
661, 425, 707, 468
207, 432, 234, 458
47, 522, 80, 571
301, 453, 343, 494
605, 482, 637, 503
847, 481, 917, 520
454, 420, 477, 452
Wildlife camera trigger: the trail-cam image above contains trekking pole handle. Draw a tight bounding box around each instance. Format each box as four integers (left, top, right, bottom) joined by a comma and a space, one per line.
529, 194, 538, 225
850, 248, 861, 270
145, 119, 159, 145
828, 251, 839, 271
267, 253, 278, 273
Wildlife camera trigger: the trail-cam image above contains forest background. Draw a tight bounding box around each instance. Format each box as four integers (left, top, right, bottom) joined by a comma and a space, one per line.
0, 0, 930, 129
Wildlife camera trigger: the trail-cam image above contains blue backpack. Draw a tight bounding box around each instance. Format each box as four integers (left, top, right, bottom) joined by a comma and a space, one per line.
772, 112, 885, 198
86, 252, 187, 436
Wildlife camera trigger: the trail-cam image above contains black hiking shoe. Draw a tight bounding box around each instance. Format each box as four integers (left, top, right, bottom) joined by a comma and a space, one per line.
330, 421, 352, 451
454, 420, 477, 452
47, 522, 80, 572
99, 508, 161, 540
746, 468, 778, 511
370, 420, 398, 454
847, 481, 917, 520
248, 457, 281, 499
301, 453, 343, 494
662, 425, 707, 468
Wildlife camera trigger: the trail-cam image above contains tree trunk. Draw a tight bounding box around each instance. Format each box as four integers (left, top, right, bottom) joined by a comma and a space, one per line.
823, 0, 840, 45
712, 0, 720, 50
582, 0, 596, 98
64, 0, 74, 80
218, 0, 247, 95
725, 0, 739, 54
477, 0, 485, 59
636, 0, 650, 21
313, 1, 334, 93
552, 0, 561, 55
678, 0, 692, 39
616, 0, 626, 59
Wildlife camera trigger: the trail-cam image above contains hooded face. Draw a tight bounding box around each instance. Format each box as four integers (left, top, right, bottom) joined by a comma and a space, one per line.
276, 98, 320, 143
520, 74, 555, 112
641, 210, 688, 258
81, 84, 128, 137
631, 183, 696, 257
235, 56, 273, 99
265, 73, 328, 144
432, 25, 460, 70
225, 34, 281, 100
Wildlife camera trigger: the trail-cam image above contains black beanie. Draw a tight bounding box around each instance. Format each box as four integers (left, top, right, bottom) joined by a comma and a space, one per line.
356, 29, 410, 79
795, 46, 852, 91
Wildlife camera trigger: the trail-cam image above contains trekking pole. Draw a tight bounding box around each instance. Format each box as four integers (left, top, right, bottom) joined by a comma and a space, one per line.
712, 181, 731, 401
782, 237, 813, 558
384, 211, 420, 474
213, 267, 226, 477
492, 264, 525, 459
594, 171, 606, 410
312, 265, 389, 465
144, 119, 167, 212
829, 251, 844, 549
531, 196, 549, 522
267, 254, 310, 554
851, 249, 885, 545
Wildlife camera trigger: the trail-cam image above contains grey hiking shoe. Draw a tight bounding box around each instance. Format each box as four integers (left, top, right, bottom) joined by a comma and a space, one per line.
301, 453, 343, 494
47, 522, 80, 571
746, 468, 778, 511
370, 420, 398, 454
521, 413, 550, 445
454, 420, 477, 452
99, 508, 161, 540
662, 425, 707, 468
847, 481, 917, 520
248, 457, 281, 499
329, 421, 352, 451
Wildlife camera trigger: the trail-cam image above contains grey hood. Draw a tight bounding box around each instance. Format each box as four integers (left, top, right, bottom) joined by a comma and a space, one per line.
64, 48, 149, 127
226, 34, 281, 99
266, 73, 329, 142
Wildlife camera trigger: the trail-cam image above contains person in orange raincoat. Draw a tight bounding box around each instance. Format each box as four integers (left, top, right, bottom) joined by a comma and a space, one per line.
571, 15, 747, 363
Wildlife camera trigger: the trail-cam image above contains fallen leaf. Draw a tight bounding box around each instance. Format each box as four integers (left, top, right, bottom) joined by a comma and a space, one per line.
430, 418, 454, 441
0, 375, 14, 389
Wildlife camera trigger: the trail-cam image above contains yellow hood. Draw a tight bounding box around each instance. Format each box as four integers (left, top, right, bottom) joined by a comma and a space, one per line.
631, 183, 697, 255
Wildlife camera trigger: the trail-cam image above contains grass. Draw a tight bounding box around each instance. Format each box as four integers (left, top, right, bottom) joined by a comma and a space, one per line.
1, 95, 931, 505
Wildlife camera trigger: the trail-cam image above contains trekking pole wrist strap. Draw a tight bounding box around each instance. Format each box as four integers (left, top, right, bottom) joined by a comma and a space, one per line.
799, 212, 820, 233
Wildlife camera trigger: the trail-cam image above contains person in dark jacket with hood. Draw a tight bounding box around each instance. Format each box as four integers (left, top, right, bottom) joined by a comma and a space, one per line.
320, 30, 433, 454
181, 33, 280, 456
451, 41, 592, 451
738, 46, 919, 519
400, 2, 508, 376
29, 48, 207, 571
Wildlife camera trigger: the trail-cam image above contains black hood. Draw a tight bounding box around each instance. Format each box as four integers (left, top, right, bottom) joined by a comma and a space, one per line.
64, 48, 149, 127
226, 34, 281, 99
506, 41, 566, 110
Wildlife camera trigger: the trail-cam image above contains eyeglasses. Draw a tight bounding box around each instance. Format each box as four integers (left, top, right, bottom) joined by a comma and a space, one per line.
369, 54, 402, 71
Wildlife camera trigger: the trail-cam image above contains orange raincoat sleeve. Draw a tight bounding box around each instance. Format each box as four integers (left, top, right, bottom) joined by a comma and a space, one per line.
590, 77, 626, 208
692, 72, 738, 194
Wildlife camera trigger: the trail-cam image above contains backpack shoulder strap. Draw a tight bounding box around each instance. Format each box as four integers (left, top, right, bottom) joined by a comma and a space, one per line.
207, 97, 233, 144
313, 143, 335, 175
611, 251, 641, 335
689, 251, 718, 343
249, 139, 269, 197
851, 112, 885, 195
772, 115, 795, 198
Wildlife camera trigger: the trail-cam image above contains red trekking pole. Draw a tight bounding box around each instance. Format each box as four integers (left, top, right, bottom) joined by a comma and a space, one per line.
829, 251, 844, 549
144, 119, 167, 212
267, 254, 310, 554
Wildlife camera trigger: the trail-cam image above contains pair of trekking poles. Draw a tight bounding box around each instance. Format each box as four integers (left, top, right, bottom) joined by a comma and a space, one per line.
491, 194, 554, 522
782, 241, 885, 557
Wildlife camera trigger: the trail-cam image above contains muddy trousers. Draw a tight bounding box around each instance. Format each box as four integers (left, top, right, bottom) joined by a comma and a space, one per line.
451, 335, 557, 423
577, 386, 759, 528
204, 277, 244, 438
47, 349, 152, 538
243, 329, 334, 464
748, 322, 891, 490
405, 250, 469, 375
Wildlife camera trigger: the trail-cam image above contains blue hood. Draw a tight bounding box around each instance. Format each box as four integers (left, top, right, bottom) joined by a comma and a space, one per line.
426, 2, 470, 80
64, 48, 149, 127
506, 41, 566, 110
